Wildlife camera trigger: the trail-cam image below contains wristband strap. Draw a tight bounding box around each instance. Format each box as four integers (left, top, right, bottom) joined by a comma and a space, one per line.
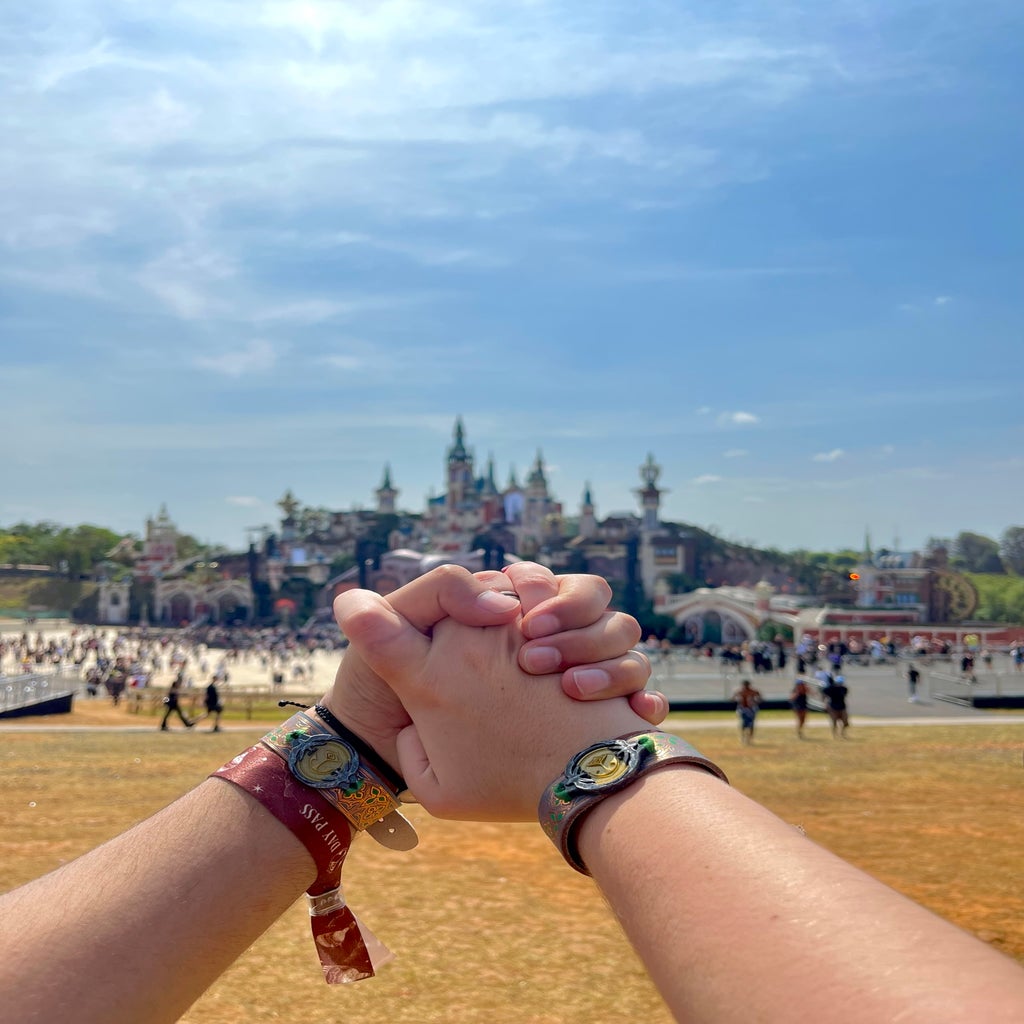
538, 730, 729, 875
262, 711, 416, 848
214, 747, 387, 983
211, 709, 418, 984
312, 703, 408, 795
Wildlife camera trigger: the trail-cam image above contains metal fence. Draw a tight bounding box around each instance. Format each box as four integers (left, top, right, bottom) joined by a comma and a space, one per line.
0, 671, 77, 712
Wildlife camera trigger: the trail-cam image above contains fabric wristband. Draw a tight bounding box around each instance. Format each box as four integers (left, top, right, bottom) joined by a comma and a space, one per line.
212, 710, 417, 983
538, 730, 729, 875
214, 747, 382, 983
260, 711, 417, 848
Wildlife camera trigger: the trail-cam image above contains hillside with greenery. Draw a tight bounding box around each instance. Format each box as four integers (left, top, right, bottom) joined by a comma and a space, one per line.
3, 518, 1023, 625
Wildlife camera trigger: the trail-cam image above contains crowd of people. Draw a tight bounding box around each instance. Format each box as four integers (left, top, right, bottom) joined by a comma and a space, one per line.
0, 623, 346, 705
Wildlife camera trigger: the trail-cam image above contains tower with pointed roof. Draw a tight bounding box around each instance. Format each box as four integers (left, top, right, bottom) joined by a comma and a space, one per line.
524, 450, 550, 531
376, 464, 398, 515
635, 453, 664, 533
445, 416, 474, 510
579, 482, 597, 539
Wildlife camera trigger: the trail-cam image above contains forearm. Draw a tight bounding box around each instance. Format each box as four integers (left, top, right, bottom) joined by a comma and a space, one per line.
0, 778, 316, 1024
578, 767, 1024, 1024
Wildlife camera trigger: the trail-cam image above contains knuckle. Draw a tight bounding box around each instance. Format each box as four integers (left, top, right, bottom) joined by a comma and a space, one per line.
430, 563, 472, 585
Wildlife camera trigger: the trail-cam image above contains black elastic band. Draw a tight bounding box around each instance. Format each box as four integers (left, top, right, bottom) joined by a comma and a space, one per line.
278, 700, 407, 794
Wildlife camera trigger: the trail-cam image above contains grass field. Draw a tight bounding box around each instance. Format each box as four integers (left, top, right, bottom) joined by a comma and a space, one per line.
1, 711, 1022, 1023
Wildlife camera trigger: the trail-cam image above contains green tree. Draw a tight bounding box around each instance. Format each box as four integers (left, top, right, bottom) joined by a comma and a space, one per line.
1000, 526, 1024, 576
954, 532, 1004, 574
966, 574, 1024, 623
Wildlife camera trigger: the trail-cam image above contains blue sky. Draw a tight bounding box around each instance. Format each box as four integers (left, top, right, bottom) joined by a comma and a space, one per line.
2, 1, 1022, 553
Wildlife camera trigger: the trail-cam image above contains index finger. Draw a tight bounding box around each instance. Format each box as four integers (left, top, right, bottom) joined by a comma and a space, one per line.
335, 563, 521, 637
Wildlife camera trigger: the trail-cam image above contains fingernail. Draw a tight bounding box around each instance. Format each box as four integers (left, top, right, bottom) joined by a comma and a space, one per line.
522, 646, 561, 673
571, 668, 611, 695
524, 613, 559, 638
476, 590, 521, 612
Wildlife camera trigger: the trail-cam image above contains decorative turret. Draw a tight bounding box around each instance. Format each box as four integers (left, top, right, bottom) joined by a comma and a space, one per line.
445, 417, 474, 507
526, 450, 548, 492
635, 453, 664, 532
579, 482, 597, 538
481, 455, 500, 496
376, 464, 398, 514
447, 416, 469, 463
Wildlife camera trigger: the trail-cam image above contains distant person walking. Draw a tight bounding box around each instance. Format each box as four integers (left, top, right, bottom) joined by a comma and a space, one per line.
821, 675, 850, 738
1013, 642, 1024, 673
960, 652, 976, 684
733, 678, 762, 745
159, 675, 194, 732
198, 681, 224, 732
907, 664, 922, 703
789, 678, 810, 738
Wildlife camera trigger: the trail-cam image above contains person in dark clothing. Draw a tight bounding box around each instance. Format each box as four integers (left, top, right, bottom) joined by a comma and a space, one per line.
907, 664, 921, 703
821, 675, 849, 738
199, 681, 224, 732
160, 676, 194, 731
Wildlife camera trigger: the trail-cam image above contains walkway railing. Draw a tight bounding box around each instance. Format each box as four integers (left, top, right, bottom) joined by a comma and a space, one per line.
0, 672, 77, 712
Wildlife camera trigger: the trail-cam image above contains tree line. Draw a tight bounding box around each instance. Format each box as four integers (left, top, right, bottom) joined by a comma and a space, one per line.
0, 521, 205, 578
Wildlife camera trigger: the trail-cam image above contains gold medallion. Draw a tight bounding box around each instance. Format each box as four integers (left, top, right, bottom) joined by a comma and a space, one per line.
578, 746, 629, 785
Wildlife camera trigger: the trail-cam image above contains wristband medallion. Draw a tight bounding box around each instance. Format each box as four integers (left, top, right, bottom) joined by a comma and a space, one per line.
539, 731, 728, 875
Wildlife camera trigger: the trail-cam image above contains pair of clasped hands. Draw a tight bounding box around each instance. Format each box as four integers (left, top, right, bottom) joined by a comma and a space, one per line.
323, 562, 665, 822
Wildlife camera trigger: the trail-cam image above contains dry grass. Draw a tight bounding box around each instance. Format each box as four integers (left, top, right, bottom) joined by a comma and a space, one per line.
1, 710, 1022, 1023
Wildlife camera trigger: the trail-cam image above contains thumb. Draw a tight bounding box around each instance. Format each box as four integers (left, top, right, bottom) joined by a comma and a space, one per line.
394, 723, 446, 813
334, 589, 430, 688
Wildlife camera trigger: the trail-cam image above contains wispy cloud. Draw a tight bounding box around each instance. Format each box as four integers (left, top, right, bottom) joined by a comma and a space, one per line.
812, 449, 845, 463
693, 474, 723, 484
723, 448, 748, 458
226, 495, 263, 508
195, 339, 279, 377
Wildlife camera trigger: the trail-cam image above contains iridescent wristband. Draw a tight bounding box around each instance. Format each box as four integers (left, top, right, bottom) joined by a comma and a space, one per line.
538, 731, 729, 875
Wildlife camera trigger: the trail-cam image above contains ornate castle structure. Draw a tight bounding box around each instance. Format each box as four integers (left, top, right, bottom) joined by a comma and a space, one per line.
95, 418, 1000, 648
268, 418, 696, 607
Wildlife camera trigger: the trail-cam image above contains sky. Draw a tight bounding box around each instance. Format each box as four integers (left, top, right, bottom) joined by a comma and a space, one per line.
2, 1, 1022, 555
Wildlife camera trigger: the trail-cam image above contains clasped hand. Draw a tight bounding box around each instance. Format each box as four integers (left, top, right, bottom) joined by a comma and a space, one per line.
324, 562, 663, 819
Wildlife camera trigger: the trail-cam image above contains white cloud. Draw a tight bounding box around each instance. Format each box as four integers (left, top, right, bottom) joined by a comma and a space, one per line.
226, 495, 263, 507
934, 295, 951, 306
742, 495, 765, 503
723, 448, 748, 458
692, 474, 723, 484
812, 449, 845, 462
195, 339, 279, 376
718, 411, 760, 426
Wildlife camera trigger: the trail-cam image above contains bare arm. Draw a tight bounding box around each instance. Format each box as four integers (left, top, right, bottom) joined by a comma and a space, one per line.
579, 768, 1024, 1024
0, 779, 315, 1024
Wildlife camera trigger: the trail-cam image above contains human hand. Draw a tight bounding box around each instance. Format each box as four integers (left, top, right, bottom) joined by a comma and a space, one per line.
333, 592, 649, 820
504, 563, 663, 722
322, 564, 660, 772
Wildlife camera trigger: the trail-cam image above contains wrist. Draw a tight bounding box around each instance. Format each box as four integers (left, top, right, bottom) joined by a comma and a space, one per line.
309, 701, 408, 797
575, 761, 723, 873
538, 731, 728, 874
316, 692, 405, 776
